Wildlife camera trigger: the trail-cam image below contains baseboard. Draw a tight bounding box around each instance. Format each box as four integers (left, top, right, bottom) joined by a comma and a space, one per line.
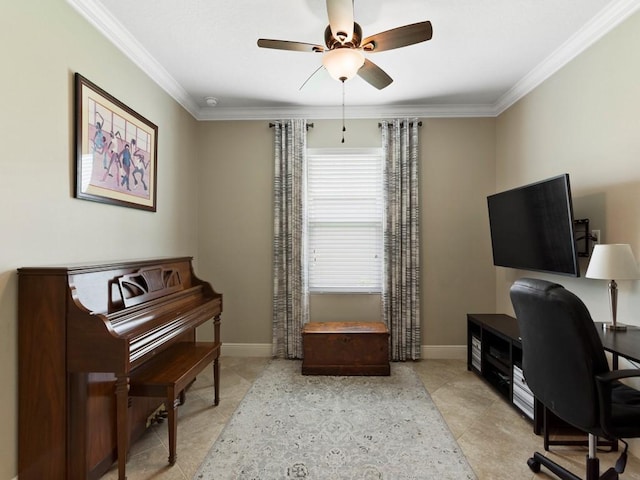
221, 343, 273, 357
421, 345, 467, 360
221, 343, 467, 360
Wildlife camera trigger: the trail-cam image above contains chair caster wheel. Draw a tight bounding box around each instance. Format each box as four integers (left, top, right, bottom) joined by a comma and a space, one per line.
527, 457, 541, 473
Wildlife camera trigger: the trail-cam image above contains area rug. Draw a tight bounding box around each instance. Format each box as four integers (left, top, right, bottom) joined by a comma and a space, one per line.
195, 359, 476, 480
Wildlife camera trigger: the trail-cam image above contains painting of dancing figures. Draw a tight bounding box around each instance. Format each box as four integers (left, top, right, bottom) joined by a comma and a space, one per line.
75, 73, 158, 211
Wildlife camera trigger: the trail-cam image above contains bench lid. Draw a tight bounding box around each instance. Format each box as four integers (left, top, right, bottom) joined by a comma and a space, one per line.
302, 321, 388, 334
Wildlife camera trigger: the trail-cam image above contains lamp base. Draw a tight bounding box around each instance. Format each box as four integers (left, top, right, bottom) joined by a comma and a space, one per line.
603, 322, 627, 331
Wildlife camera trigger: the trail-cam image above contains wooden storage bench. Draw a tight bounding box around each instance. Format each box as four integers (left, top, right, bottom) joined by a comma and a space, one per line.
129, 341, 221, 465
302, 321, 390, 376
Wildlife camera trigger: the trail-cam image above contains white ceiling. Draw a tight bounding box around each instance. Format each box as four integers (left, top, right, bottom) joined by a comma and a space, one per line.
68, 0, 639, 120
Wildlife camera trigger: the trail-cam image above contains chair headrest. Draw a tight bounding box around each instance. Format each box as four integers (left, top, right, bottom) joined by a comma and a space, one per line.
511, 277, 563, 296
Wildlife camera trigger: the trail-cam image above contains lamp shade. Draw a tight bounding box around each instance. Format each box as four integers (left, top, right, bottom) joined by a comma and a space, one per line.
585, 244, 640, 280
322, 48, 364, 82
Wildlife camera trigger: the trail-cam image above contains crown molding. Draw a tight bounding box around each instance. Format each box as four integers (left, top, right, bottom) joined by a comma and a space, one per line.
68, 0, 638, 121
66, 0, 199, 114
194, 103, 498, 121
494, 0, 640, 115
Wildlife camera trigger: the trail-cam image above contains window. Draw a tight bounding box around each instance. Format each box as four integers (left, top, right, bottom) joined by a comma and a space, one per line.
306, 148, 384, 293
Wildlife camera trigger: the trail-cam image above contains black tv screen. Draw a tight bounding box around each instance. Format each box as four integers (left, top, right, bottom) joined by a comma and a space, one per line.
487, 174, 579, 277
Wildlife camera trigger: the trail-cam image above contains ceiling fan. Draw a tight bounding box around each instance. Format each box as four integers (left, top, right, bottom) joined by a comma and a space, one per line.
257, 0, 433, 90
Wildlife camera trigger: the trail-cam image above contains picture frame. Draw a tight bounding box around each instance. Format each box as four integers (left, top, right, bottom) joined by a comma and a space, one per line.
74, 73, 158, 211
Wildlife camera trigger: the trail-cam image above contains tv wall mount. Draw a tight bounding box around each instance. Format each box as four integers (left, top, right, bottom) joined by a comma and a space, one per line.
574, 219, 597, 257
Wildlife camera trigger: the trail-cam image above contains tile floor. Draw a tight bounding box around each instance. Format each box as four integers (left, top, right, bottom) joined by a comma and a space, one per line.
103, 357, 640, 479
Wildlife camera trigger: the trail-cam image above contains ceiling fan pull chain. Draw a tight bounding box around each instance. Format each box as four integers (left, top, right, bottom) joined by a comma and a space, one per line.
341, 79, 346, 143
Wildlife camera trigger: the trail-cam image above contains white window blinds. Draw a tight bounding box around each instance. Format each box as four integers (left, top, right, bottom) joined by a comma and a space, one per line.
306, 148, 383, 292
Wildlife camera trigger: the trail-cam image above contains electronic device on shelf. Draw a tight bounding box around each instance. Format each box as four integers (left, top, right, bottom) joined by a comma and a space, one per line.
487, 173, 580, 277
489, 345, 508, 363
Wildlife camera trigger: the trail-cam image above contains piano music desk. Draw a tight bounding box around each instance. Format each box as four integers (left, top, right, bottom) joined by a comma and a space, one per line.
129, 341, 221, 465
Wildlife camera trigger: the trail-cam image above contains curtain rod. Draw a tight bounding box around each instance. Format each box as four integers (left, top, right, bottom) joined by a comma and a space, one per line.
378, 121, 423, 128
269, 122, 314, 130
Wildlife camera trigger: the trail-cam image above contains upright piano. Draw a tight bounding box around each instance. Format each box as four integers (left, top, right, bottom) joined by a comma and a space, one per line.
18, 257, 222, 479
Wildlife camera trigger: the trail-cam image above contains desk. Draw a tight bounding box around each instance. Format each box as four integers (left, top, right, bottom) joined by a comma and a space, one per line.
467, 315, 639, 451
596, 322, 640, 367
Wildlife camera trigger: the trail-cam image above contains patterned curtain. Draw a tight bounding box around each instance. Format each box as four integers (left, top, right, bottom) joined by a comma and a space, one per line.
272, 119, 309, 359
381, 118, 421, 361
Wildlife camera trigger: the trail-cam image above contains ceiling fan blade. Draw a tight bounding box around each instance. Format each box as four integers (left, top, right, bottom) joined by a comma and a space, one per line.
326, 0, 354, 44
257, 39, 324, 53
361, 21, 433, 53
357, 58, 393, 90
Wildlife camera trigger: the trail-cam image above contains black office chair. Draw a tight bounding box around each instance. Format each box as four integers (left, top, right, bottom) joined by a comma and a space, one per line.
510, 278, 640, 480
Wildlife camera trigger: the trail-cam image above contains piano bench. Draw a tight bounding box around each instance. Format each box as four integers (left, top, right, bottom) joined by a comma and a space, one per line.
129, 341, 221, 466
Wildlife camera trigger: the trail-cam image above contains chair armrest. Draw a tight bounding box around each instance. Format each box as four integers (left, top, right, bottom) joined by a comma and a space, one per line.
595, 369, 640, 439
596, 369, 640, 384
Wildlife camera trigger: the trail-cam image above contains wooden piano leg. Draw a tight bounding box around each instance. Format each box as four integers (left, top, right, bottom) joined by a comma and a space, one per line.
213, 357, 220, 406
115, 375, 129, 480
213, 314, 221, 407
168, 397, 179, 465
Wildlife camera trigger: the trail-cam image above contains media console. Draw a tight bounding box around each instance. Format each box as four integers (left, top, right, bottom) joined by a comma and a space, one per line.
467, 314, 542, 430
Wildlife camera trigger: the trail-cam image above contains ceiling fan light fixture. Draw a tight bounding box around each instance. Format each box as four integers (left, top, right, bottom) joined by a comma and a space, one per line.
322, 48, 364, 82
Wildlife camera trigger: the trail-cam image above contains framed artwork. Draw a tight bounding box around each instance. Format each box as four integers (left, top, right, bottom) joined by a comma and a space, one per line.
74, 73, 158, 211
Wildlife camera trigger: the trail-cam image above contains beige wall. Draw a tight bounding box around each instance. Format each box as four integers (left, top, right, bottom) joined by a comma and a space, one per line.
495, 11, 640, 325
422, 118, 497, 345
1, 2, 201, 478
196, 121, 274, 345
195, 118, 497, 351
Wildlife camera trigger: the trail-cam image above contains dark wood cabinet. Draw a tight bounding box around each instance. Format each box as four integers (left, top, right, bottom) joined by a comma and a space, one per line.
467, 313, 540, 428
468, 313, 622, 451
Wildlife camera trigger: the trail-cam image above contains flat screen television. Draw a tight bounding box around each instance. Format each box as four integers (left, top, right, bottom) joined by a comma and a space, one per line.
487, 174, 580, 277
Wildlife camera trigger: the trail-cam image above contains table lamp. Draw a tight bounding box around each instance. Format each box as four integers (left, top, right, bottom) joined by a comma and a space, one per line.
586, 243, 640, 331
